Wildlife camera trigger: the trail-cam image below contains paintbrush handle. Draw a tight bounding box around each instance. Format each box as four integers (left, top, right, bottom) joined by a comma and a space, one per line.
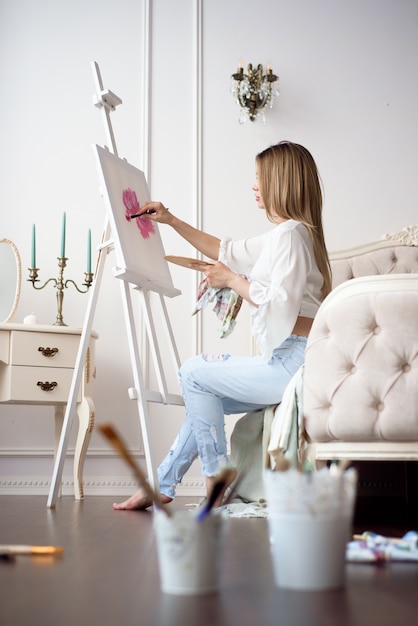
114, 441, 163, 507
222, 472, 245, 506
0, 545, 64, 555
196, 467, 236, 521
196, 483, 223, 522
98, 424, 171, 516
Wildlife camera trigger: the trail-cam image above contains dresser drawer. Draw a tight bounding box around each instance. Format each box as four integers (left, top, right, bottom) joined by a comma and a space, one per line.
0, 365, 81, 403
0, 331, 9, 364
10, 331, 79, 367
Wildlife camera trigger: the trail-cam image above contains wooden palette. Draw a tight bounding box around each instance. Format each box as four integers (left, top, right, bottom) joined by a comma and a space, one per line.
164, 255, 213, 271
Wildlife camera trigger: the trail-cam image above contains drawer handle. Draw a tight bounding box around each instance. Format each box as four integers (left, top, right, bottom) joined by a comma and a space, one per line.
38, 347, 59, 357
37, 381, 58, 392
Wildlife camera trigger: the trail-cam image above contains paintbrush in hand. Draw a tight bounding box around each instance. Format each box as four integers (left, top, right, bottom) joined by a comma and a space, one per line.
98, 423, 171, 517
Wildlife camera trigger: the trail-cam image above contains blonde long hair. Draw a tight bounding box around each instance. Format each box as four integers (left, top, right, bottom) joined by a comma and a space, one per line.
256, 141, 332, 299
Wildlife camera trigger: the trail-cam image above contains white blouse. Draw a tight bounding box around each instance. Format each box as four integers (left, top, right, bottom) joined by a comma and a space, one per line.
219, 220, 324, 361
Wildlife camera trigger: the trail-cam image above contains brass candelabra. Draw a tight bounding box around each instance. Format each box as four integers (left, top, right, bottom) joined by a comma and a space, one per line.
28, 257, 94, 326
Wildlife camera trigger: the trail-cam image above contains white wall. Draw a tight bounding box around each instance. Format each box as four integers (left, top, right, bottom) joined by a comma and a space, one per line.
1, 0, 417, 496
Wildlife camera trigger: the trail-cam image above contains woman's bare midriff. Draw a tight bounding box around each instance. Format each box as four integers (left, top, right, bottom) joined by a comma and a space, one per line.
291, 315, 313, 337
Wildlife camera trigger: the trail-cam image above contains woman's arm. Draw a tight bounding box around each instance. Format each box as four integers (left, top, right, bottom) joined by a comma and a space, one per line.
139, 201, 221, 260
139, 201, 256, 305
225, 271, 254, 305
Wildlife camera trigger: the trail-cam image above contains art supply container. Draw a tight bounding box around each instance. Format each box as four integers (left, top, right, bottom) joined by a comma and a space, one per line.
153, 509, 225, 595
263, 466, 357, 591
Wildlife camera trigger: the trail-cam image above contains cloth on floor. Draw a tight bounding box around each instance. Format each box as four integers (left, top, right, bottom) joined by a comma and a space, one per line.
220, 501, 268, 518
229, 365, 306, 504
193, 277, 243, 338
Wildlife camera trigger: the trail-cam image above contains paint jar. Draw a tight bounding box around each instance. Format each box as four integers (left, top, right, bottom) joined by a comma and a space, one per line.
263, 466, 357, 591
154, 509, 225, 595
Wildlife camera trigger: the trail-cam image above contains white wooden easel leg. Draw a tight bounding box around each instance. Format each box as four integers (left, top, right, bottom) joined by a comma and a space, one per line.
119, 280, 159, 491
47, 345, 90, 507
158, 294, 182, 372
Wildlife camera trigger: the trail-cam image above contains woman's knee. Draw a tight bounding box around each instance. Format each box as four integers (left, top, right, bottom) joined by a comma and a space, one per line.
179, 355, 205, 391
179, 354, 204, 378
180, 353, 226, 393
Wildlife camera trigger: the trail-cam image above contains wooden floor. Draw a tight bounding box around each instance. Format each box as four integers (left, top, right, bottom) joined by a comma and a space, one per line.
1, 495, 418, 626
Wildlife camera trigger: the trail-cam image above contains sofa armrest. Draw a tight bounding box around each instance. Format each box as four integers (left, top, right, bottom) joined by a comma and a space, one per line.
304, 274, 418, 443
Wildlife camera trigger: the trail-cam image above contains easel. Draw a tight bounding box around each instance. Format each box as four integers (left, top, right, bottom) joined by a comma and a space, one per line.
47, 62, 183, 508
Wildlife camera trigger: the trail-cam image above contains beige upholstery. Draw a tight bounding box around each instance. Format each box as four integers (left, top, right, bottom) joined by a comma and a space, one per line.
304, 228, 418, 463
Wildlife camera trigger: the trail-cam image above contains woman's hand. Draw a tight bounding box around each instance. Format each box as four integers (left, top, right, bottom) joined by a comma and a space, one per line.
196, 262, 256, 306
197, 261, 235, 290
138, 201, 173, 225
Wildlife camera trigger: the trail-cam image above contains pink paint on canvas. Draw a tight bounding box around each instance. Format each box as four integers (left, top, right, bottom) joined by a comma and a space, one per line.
123, 188, 155, 240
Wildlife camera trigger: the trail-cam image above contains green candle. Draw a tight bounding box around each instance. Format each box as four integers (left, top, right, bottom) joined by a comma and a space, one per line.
61, 212, 66, 258
87, 228, 91, 273
31, 223, 36, 268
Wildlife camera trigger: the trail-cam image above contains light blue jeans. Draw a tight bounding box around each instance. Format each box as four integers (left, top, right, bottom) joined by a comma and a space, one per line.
157, 335, 307, 498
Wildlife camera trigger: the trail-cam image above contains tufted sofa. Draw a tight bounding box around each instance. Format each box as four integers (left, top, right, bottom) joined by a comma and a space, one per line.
304, 225, 418, 464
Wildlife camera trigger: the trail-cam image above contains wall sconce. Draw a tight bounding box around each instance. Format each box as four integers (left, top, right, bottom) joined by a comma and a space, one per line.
230, 61, 279, 124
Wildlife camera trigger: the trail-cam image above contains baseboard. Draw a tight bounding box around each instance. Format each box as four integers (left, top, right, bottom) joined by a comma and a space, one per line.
0, 475, 206, 497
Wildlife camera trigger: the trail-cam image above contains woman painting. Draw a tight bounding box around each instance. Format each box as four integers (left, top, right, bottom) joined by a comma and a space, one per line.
114, 141, 331, 511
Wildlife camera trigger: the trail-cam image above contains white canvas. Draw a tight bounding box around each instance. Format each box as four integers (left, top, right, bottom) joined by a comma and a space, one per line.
92, 144, 180, 297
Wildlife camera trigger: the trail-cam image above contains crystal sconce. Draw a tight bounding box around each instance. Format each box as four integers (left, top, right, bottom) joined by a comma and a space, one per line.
230, 61, 279, 124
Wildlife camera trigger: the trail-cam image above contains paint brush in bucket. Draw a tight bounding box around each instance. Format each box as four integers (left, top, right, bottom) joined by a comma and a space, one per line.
196, 466, 236, 522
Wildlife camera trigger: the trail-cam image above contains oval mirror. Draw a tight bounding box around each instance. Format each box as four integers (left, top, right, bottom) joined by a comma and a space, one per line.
0, 238, 22, 323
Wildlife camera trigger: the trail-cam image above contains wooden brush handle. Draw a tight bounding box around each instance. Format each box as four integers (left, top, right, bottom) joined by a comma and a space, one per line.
98, 423, 170, 515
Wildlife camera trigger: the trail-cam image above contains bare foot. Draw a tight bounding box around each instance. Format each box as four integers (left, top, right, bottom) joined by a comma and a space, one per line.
113, 488, 172, 511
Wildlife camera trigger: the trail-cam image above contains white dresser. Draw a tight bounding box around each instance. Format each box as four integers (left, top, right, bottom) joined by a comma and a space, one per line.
0, 323, 98, 498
